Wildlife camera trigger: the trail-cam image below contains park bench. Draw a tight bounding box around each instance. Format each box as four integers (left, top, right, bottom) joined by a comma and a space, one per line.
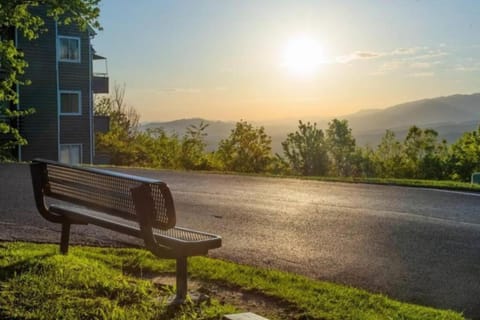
30, 158, 221, 302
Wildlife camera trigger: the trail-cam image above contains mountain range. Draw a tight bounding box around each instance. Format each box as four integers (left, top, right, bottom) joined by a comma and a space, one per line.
141, 92, 480, 153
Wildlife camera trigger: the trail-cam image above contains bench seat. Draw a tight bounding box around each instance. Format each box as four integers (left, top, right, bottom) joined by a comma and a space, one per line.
50, 204, 222, 257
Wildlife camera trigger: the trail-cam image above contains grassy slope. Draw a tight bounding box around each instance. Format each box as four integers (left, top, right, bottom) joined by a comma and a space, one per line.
0, 242, 465, 320
97, 164, 480, 193
301, 176, 480, 192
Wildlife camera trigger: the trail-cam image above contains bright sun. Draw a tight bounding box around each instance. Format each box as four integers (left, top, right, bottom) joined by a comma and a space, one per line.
281, 35, 324, 77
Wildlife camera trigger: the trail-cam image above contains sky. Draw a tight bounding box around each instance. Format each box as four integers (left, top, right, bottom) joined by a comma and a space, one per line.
92, 0, 480, 123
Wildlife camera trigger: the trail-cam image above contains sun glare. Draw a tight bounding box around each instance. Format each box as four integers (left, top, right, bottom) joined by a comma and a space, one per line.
281, 35, 324, 77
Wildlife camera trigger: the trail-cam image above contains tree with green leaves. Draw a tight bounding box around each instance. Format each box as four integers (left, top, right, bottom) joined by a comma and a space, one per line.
417, 128, 448, 180
402, 126, 446, 179
281, 120, 329, 176
216, 120, 272, 173
135, 128, 181, 169
373, 130, 404, 178
94, 84, 141, 165
448, 127, 480, 181
326, 119, 356, 176
0, 106, 34, 160
180, 121, 211, 170
402, 125, 424, 177
0, 0, 101, 159
350, 146, 376, 178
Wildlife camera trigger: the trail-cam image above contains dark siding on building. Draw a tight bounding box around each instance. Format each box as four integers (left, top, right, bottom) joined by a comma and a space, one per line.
18, 11, 58, 161
58, 23, 92, 163
17, 9, 93, 163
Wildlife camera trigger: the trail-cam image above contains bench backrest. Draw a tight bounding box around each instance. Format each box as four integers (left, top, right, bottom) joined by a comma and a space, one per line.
31, 159, 176, 230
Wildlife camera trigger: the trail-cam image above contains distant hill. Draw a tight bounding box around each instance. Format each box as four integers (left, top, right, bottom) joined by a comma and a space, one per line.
346, 93, 480, 145
141, 93, 480, 153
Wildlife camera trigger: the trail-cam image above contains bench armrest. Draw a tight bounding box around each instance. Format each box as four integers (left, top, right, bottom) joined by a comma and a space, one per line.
30, 162, 67, 224
131, 183, 175, 257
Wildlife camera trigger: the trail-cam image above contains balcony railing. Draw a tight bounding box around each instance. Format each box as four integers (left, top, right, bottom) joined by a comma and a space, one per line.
92, 74, 109, 94
94, 115, 110, 133
92, 50, 109, 94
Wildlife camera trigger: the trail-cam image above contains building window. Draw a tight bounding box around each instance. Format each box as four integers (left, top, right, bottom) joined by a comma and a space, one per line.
60, 144, 82, 165
60, 91, 81, 115
58, 36, 80, 62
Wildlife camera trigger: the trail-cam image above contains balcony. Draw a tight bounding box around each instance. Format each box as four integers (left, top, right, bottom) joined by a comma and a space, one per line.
94, 115, 110, 134
92, 74, 109, 94
92, 51, 109, 94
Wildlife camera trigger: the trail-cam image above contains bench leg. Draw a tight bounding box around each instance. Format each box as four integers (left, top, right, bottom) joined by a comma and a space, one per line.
175, 257, 188, 301
60, 222, 71, 255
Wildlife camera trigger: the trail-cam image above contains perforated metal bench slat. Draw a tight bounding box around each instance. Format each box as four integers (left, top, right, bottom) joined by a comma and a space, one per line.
48, 166, 137, 191
49, 181, 136, 215
43, 161, 175, 229
154, 227, 218, 242
47, 166, 138, 214
50, 204, 221, 253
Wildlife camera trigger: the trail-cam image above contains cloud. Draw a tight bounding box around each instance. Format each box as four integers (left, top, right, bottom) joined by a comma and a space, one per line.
371, 60, 404, 75
409, 72, 435, 78
391, 47, 422, 55
383, 61, 403, 70
335, 46, 421, 64
335, 45, 450, 70
454, 64, 480, 72
357, 52, 381, 59
157, 88, 202, 94
368, 46, 449, 76
410, 62, 432, 69
336, 51, 383, 63
407, 50, 448, 61
409, 61, 442, 69
156, 87, 229, 94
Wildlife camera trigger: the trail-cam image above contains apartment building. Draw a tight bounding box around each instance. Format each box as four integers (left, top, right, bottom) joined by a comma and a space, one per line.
2, 8, 109, 164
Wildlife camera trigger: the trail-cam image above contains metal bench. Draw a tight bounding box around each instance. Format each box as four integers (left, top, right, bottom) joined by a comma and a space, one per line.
30, 158, 221, 302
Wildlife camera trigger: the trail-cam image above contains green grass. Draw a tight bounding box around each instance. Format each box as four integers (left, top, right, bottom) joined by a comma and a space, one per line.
0, 242, 465, 320
300, 176, 480, 192
93, 163, 480, 193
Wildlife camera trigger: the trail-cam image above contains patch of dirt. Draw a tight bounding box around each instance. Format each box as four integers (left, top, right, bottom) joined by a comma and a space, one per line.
151, 275, 307, 320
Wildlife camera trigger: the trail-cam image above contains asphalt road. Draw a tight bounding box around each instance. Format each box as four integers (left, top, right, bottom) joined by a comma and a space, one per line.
1, 164, 479, 318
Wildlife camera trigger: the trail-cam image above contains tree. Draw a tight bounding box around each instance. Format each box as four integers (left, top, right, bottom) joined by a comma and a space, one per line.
417, 129, 448, 179
179, 121, 211, 170
326, 119, 356, 176
216, 120, 272, 173
0, 105, 34, 160
350, 146, 376, 178
402, 126, 424, 177
95, 84, 141, 165
373, 130, 404, 178
0, 1, 101, 158
134, 128, 181, 169
281, 120, 329, 176
402, 126, 446, 179
448, 127, 480, 181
